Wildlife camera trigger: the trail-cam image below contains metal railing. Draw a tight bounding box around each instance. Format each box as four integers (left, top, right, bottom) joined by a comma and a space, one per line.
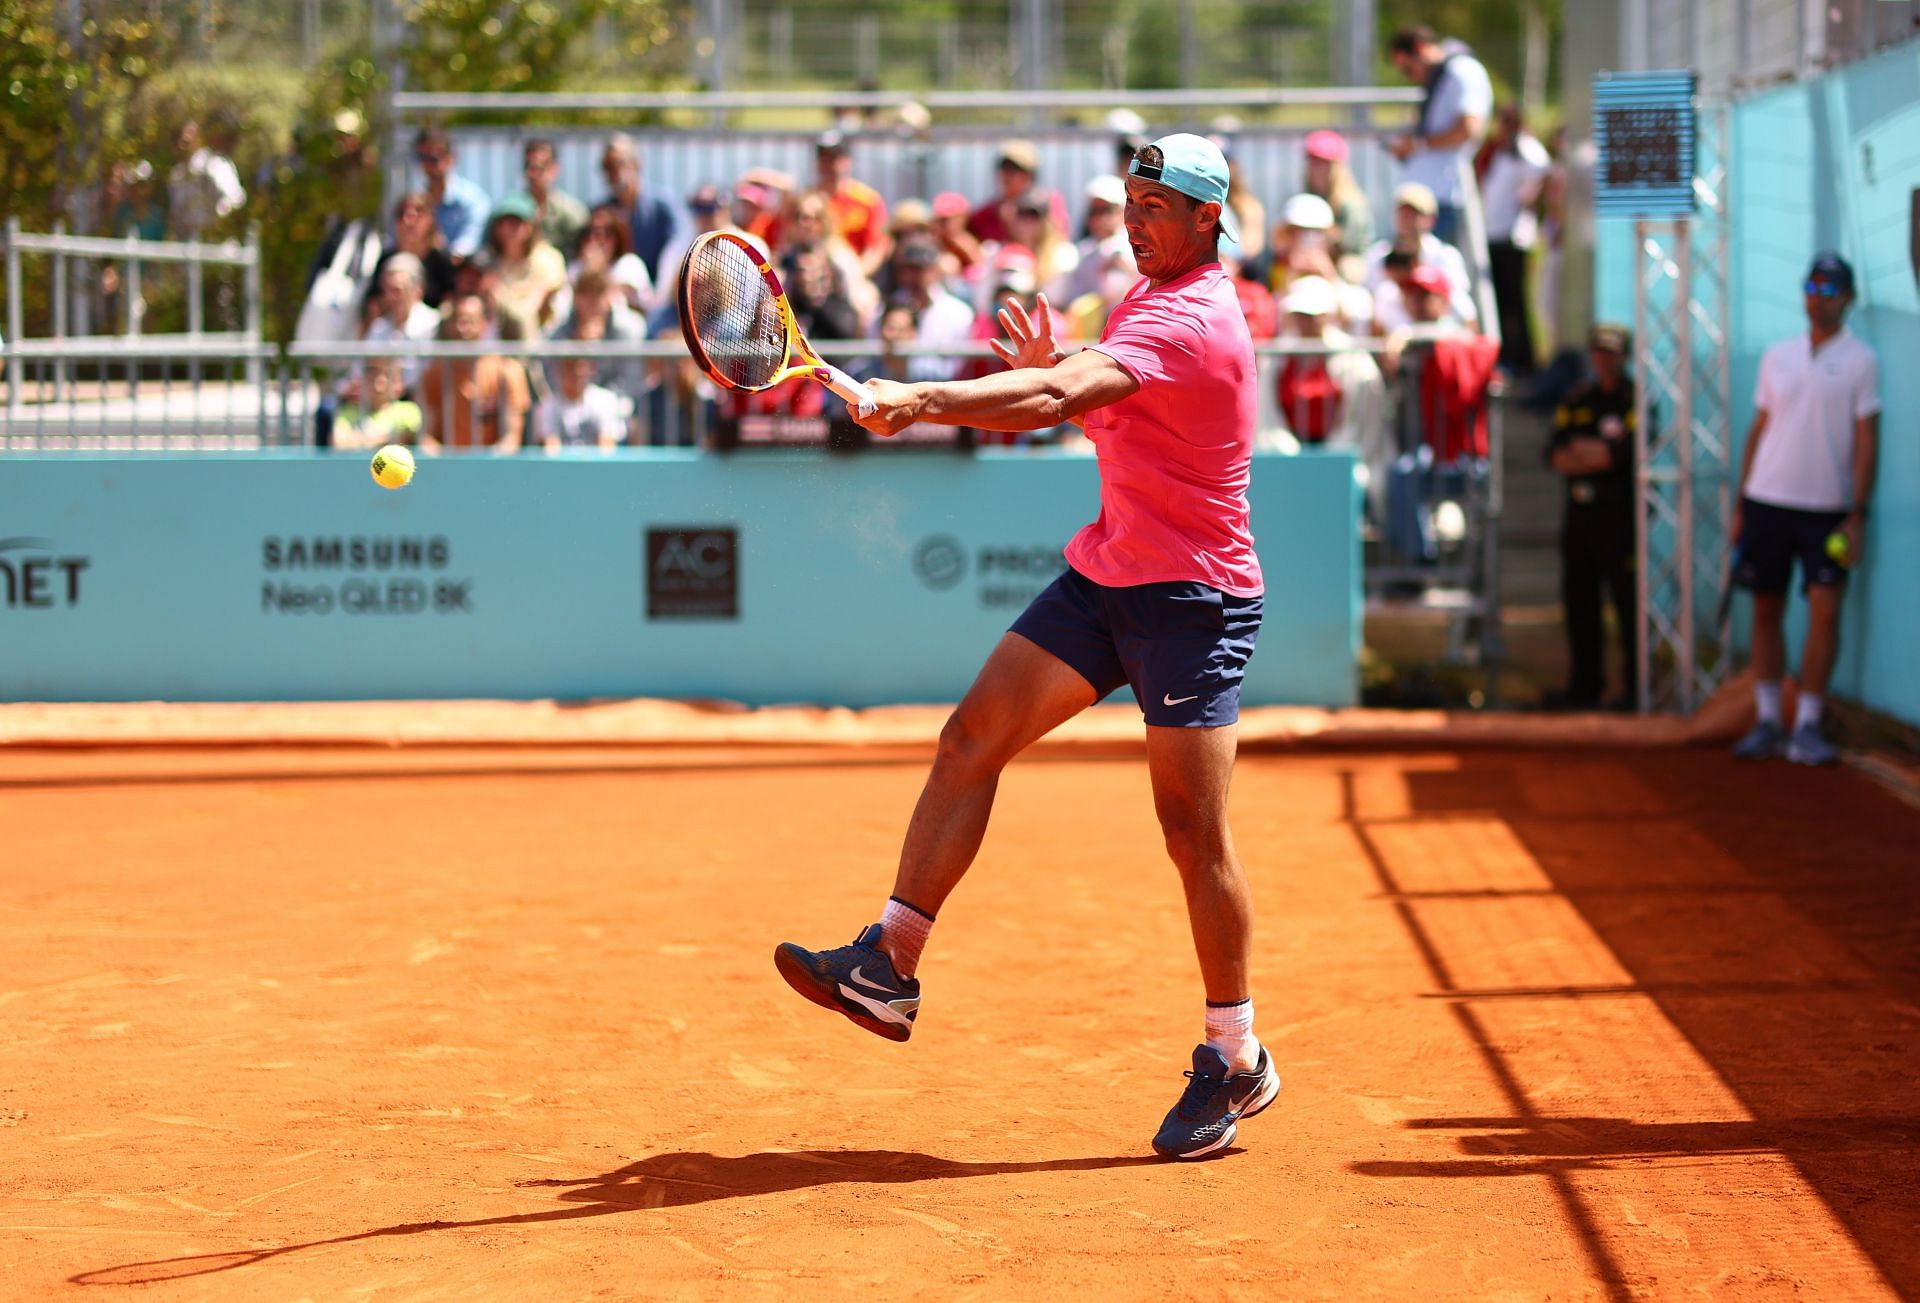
3, 221, 264, 418
0, 339, 283, 453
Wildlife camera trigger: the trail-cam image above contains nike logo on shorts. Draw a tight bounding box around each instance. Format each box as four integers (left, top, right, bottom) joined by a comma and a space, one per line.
1163, 693, 1200, 706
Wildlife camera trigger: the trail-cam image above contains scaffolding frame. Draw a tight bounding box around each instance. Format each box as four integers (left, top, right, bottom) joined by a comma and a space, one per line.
1631, 101, 1734, 715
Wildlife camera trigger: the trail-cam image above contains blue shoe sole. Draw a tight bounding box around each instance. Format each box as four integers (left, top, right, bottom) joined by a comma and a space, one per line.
774, 943, 913, 1043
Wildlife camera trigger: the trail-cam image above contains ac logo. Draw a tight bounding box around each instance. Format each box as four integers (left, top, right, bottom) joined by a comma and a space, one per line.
646, 526, 739, 619
0, 537, 89, 609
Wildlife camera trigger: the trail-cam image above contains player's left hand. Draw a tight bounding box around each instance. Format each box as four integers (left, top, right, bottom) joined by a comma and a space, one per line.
989, 293, 1065, 371
850, 377, 924, 438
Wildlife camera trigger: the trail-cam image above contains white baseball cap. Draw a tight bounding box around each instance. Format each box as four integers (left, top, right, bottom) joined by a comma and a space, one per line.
1085, 174, 1127, 207
1282, 276, 1338, 317
1282, 193, 1335, 231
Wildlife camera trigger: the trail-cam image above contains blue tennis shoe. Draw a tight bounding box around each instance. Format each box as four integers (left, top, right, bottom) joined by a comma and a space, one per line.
775, 923, 921, 1042
1152, 1043, 1281, 1160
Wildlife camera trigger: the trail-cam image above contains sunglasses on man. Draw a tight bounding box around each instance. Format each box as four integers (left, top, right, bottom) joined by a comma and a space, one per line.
1804, 279, 1846, 298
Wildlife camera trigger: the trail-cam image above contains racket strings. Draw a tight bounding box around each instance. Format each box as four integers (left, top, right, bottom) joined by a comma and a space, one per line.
686, 239, 787, 389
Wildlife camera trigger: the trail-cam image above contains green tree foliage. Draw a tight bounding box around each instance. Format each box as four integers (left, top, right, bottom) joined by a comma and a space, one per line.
2, 1, 687, 340
399, 0, 685, 93
1378, 0, 1562, 107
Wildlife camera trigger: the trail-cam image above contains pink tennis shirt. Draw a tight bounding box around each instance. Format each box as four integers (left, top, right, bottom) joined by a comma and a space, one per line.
1069, 262, 1264, 596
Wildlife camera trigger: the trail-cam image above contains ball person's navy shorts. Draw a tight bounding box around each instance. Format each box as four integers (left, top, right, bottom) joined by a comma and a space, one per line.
1734, 497, 1848, 594
1010, 567, 1263, 727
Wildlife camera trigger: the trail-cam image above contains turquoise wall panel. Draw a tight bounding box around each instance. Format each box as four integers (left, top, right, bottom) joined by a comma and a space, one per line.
0, 450, 1362, 709
1728, 43, 1920, 727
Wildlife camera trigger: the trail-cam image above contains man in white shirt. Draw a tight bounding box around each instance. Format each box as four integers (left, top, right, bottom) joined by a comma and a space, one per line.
1479, 106, 1552, 376
1387, 25, 1493, 247
1363, 185, 1477, 327
168, 118, 247, 240
885, 238, 977, 382
363, 254, 441, 388
1730, 254, 1881, 766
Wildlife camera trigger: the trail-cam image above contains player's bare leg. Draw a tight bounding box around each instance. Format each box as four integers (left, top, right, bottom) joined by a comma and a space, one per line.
885, 632, 1098, 938
1145, 722, 1279, 1159
1751, 591, 1787, 683
1735, 591, 1792, 759
774, 632, 1094, 1040
1145, 723, 1253, 1008
1799, 584, 1842, 699
1787, 583, 1845, 765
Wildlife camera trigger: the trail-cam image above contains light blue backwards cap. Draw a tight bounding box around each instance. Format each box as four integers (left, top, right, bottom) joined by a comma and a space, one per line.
1126, 132, 1241, 243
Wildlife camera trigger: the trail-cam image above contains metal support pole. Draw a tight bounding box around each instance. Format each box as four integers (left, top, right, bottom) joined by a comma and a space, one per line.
1017, 0, 1048, 129
1675, 229, 1696, 713
704, 0, 729, 125
187, 242, 204, 395
375, 0, 407, 221
5, 217, 21, 419
1738, 0, 1754, 79
1179, 0, 1198, 90
187, 245, 204, 337
126, 245, 142, 338
52, 220, 68, 402
1348, 0, 1376, 100
245, 224, 263, 387
1632, 219, 1652, 714
1713, 107, 1735, 655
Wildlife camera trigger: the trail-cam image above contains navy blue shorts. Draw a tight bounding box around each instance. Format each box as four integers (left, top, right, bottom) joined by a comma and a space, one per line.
1735, 497, 1848, 594
1009, 567, 1264, 728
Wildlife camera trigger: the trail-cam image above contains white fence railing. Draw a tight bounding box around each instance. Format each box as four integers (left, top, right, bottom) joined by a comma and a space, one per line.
3, 220, 264, 416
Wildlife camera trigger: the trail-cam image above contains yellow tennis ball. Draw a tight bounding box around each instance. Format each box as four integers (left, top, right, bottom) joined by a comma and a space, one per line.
370, 444, 415, 491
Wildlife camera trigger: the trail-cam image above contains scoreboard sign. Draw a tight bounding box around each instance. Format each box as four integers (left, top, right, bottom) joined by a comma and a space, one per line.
1593, 71, 1698, 218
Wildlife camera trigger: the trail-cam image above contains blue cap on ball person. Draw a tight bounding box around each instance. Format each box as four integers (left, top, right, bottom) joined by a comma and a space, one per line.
1805, 251, 1854, 294
1126, 133, 1241, 243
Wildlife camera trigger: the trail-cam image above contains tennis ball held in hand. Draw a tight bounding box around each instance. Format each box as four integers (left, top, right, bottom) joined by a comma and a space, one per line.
1824, 529, 1853, 568
370, 445, 415, 491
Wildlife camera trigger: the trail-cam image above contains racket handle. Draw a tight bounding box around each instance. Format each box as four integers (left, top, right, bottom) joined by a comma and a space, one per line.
814, 364, 877, 419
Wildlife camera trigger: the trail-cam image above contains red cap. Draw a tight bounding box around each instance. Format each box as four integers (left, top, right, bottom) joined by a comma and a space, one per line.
1408, 265, 1451, 298
1304, 129, 1349, 163
932, 191, 971, 218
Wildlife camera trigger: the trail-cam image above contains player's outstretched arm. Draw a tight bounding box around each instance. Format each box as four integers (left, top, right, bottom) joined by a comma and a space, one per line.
853, 347, 1139, 437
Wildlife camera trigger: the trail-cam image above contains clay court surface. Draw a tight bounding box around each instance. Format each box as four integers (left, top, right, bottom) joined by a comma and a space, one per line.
6, 716, 1920, 1299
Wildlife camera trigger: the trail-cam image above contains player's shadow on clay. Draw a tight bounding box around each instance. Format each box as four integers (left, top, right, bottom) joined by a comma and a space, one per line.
69, 1148, 1165, 1287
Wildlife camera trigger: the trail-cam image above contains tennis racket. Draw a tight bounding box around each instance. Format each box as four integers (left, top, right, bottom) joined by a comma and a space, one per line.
676, 231, 876, 418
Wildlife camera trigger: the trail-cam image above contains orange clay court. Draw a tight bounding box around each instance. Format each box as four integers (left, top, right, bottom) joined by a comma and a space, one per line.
4, 704, 1920, 1300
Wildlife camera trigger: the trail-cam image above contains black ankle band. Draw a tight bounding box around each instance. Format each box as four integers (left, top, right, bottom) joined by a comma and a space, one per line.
887, 895, 937, 923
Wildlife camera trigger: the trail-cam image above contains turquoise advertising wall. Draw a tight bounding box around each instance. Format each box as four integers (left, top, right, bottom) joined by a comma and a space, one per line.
0, 450, 1361, 708
1597, 41, 1919, 726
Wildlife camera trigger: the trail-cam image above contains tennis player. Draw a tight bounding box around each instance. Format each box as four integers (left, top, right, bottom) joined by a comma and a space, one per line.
776, 134, 1276, 1161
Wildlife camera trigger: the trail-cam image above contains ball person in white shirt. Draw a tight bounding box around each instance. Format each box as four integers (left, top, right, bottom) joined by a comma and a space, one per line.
1730, 253, 1880, 766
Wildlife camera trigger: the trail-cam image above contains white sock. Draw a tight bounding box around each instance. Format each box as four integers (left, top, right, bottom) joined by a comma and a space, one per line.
1795, 692, 1825, 732
1204, 998, 1260, 1075
1755, 680, 1783, 726
878, 896, 934, 979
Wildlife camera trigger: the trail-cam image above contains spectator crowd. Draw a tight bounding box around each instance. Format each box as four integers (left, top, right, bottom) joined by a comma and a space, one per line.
293, 25, 1563, 461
